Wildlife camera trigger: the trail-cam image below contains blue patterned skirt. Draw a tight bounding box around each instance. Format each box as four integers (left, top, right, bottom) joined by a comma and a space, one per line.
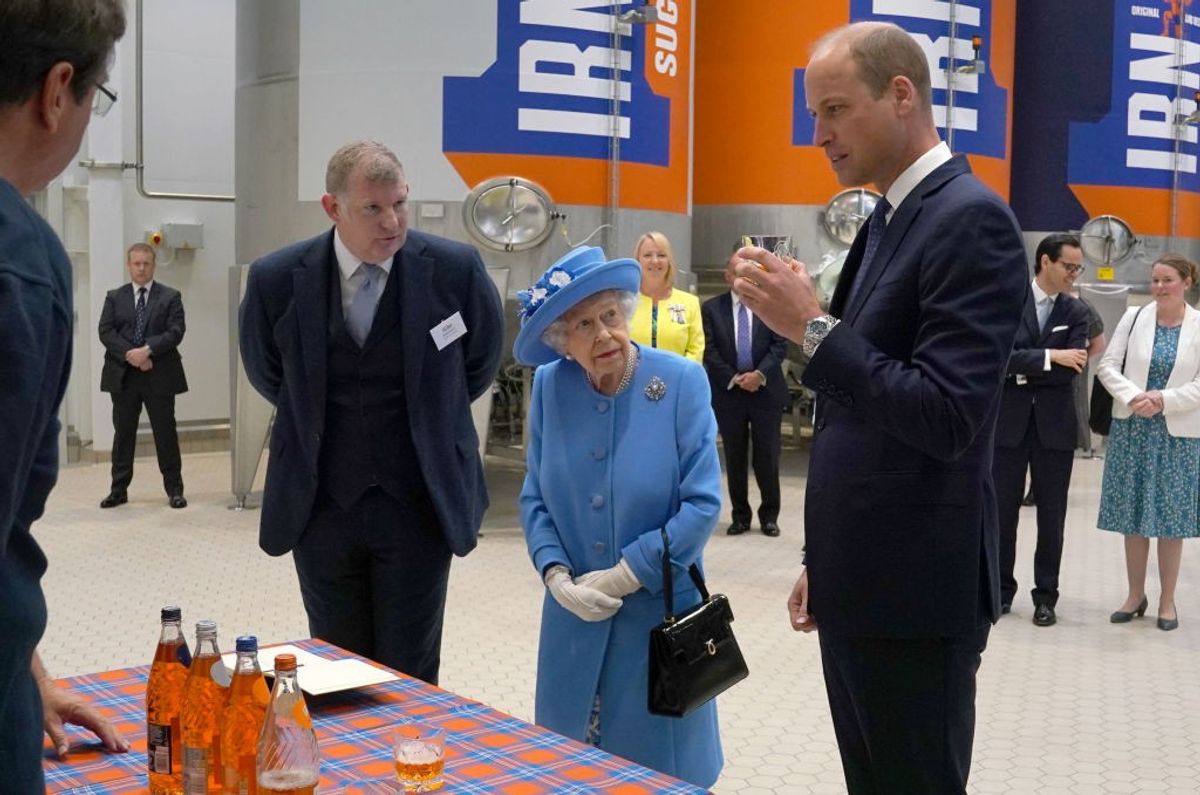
1098, 414, 1200, 539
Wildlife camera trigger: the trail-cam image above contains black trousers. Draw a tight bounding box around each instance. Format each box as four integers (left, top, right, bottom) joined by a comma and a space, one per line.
109, 376, 182, 495
994, 422, 1074, 607
714, 397, 783, 525
293, 486, 452, 685
819, 622, 991, 795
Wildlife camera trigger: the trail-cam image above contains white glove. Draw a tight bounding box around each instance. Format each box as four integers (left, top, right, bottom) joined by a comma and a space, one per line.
574, 559, 641, 599
544, 565, 623, 622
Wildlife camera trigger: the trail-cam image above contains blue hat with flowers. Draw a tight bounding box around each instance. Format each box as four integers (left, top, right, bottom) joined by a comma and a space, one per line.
513, 246, 641, 366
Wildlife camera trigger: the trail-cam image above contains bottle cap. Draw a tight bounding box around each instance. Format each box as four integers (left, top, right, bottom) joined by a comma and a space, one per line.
274, 653, 297, 672
235, 635, 258, 653
161, 606, 182, 622
195, 619, 217, 638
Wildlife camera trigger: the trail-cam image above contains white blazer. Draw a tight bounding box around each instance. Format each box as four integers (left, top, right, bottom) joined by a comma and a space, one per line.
1097, 302, 1200, 438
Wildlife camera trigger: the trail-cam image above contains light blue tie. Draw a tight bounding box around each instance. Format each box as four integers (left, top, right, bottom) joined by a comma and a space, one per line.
736, 301, 753, 372
346, 263, 382, 346
1037, 295, 1053, 332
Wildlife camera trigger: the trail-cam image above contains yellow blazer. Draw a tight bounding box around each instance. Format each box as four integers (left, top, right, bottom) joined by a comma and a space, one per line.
629, 289, 704, 363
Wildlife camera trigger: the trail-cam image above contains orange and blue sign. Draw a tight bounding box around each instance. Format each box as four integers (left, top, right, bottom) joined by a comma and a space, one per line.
1065, 0, 1199, 237
693, 0, 1015, 206
443, 1, 692, 213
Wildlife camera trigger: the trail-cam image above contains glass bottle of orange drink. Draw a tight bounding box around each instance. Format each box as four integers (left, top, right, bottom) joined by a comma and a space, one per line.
181, 620, 229, 794
220, 635, 269, 794
256, 654, 319, 795
148, 606, 192, 795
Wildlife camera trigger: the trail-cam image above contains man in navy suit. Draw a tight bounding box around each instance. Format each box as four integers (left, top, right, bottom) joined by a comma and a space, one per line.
239, 141, 504, 684
734, 23, 1027, 793
98, 243, 188, 509
702, 251, 790, 537
994, 234, 1090, 626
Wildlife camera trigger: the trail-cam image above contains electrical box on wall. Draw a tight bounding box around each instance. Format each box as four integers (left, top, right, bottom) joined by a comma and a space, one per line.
161, 222, 204, 250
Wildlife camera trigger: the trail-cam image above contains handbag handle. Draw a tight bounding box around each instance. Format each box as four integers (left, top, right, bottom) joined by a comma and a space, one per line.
1118, 304, 1147, 375
659, 528, 710, 624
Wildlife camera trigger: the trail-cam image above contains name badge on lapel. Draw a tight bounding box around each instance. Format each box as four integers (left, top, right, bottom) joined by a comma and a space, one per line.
430, 311, 467, 351
1050, 325, 1069, 333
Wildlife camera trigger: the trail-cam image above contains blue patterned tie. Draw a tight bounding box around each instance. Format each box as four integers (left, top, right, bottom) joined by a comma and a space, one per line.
346, 263, 382, 346
736, 301, 753, 372
133, 287, 147, 346
846, 197, 892, 307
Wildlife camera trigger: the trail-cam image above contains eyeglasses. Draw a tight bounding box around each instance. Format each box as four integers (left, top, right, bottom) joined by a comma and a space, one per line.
1058, 261, 1085, 275
92, 83, 117, 117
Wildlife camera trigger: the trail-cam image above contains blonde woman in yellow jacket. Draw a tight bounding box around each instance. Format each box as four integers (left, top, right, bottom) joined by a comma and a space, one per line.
629, 231, 704, 363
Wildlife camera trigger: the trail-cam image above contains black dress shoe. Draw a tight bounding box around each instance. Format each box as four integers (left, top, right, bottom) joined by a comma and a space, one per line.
1021, 490, 1036, 507
1033, 604, 1056, 627
761, 522, 781, 537
1157, 604, 1179, 631
1000, 603, 1012, 615
1110, 596, 1148, 623
100, 492, 127, 509
726, 521, 749, 536
169, 494, 188, 509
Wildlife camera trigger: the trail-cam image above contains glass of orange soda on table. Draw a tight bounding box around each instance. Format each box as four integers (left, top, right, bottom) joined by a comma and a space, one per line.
393, 723, 445, 791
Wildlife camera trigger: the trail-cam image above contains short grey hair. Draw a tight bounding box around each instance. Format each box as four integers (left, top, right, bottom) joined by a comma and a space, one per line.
541, 290, 639, 355
325, 140, 404, 196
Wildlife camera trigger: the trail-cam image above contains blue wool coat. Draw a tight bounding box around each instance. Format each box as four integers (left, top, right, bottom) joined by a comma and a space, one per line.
519, 346, 724, 788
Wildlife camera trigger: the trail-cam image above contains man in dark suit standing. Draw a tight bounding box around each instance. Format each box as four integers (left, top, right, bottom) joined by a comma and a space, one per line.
734, 23, 1027, 794
994, 234, 1090, 626
98, 243, 188, 509
239, 140, 504, 684
702, 251, 790, 537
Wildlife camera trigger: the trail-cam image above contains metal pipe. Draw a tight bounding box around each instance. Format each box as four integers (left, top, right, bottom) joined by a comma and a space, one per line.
606, 10, 623, 252
135, 0, 234, 203
945, 0, 957, 151
1168, 17, 1185, 250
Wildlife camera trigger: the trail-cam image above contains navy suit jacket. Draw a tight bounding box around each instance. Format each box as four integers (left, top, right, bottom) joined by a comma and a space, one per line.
700, 292, 789, 411
801, 155, 1028, 638
238, 228, 504, 558
98, 282, 188, 395
995, 292, 1091, 451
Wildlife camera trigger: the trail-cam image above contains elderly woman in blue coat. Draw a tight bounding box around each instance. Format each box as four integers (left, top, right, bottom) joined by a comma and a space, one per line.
514, 246, 724, 788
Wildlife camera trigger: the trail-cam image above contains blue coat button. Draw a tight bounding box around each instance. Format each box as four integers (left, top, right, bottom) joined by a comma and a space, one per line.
590, 494, 605, 508
592, 448, 607, 460
597, 402, 609, 413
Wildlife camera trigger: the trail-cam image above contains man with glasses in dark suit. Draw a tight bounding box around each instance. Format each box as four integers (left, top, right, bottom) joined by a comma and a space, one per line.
993, 234, 1091, 626
0, 2, 131, 789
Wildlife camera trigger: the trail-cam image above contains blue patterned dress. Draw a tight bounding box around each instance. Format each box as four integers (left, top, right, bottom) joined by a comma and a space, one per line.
1098, 324, 1200, 538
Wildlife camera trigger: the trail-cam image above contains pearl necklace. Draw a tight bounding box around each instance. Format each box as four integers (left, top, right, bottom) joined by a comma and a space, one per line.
586, 346, 639, 396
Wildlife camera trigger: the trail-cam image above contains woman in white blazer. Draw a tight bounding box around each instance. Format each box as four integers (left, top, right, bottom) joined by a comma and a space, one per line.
1097, 255, 1200, 631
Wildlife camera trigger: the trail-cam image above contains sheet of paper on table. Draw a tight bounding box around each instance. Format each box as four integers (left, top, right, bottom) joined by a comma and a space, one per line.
219, 643, 399, 696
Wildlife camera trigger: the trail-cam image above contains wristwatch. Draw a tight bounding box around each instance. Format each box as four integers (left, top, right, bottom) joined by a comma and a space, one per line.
803, 314, 840, 358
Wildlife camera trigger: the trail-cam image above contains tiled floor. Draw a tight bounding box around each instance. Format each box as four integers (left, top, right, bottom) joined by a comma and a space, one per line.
36, 447, 1199, 794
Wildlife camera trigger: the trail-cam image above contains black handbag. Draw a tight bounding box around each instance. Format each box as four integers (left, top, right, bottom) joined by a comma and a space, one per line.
1088, 305, 1146, 436
648, 529, 748, 718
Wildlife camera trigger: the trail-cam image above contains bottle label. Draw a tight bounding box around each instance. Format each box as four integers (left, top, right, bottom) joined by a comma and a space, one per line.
146, 721, 172, 773
182, 746, 210, 794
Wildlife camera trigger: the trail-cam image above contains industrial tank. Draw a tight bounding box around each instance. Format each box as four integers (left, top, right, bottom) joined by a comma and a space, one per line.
1010, 0, 1200, 281
236, 0, 696, 292
692, 0, 1017, 270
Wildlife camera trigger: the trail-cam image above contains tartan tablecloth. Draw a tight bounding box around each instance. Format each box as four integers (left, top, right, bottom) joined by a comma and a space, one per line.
43, 639, 707, 794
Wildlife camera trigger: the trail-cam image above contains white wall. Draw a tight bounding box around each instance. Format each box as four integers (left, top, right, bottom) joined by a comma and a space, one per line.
73, 0, 238, 454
